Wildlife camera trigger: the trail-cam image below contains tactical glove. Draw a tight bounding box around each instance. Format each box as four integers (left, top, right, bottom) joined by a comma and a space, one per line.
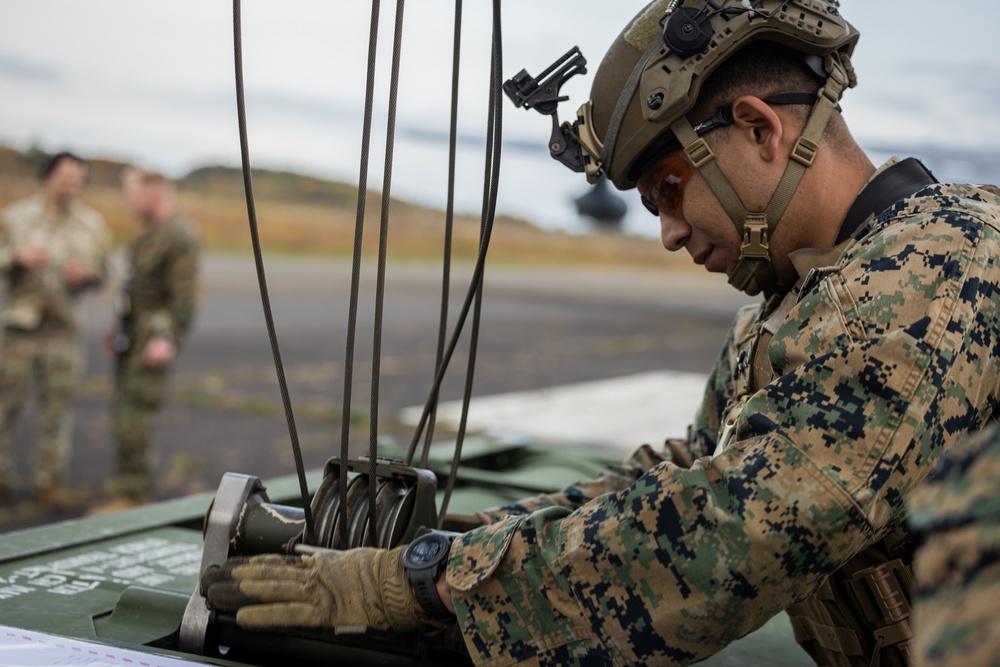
200, 546, 422, 634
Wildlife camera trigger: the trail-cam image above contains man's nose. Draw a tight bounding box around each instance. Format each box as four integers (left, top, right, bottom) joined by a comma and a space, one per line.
660, 213, 691, 252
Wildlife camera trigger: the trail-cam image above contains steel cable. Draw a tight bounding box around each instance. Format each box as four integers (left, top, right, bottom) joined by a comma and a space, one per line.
366, 0, 408, 547
231, 0, 315, 543
400, 0, 504, 521
436, 0, 504, 521
235, 0, 506, 548
421, 0, 464, 468
333, 0, 384, 550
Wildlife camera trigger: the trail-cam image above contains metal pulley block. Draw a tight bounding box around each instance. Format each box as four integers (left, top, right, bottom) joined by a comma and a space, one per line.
178, 461, 440, 656
307, 457, 438, 551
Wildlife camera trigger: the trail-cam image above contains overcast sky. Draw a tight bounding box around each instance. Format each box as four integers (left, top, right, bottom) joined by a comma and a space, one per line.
2, 1, 998, 235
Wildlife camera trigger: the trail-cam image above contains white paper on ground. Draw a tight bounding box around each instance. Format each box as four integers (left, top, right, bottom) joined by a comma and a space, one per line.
0, 626, 212, 667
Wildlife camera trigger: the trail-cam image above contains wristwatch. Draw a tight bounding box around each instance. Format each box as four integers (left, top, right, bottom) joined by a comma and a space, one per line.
402, 530, 459, 618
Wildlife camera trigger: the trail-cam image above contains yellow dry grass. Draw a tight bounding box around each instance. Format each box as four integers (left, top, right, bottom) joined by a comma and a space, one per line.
0, 175, 694, 270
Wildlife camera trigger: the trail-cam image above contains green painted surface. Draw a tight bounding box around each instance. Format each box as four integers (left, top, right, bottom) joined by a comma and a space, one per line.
0, 445, 812, 665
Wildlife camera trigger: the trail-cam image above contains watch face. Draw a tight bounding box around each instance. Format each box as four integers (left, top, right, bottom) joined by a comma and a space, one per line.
409, 537, 442, 565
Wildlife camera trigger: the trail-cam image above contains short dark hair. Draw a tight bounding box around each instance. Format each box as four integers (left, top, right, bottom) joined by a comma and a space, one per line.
690, 41, 823, 122
39, 151, 87, 181
687, 40, 856, 156
631, 42, 838, 180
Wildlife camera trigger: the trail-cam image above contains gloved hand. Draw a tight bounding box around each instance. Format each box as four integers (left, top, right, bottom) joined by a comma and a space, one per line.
200, 546, 421, 634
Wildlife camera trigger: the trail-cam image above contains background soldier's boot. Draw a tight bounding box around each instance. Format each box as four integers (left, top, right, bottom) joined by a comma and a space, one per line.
86, 475, 151, 515
0, 460, 14, 504
86, 493, 150, 516
37, 483, 75, 511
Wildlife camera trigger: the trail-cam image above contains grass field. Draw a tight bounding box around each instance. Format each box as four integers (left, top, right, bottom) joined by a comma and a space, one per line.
0, 152, 691, 270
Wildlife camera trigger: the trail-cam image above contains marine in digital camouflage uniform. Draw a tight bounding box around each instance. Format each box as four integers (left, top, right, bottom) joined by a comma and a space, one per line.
199, 2, 1000, 665
447, 177, 1000, 666
908, 425, 1000, 667
0, 152, 110, 503
107, 169, 198, 503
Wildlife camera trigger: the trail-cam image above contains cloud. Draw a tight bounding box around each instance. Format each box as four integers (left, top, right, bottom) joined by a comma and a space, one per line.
0, 53, 61, 83
865, 59, 1000, 115
241, 91, 360, 125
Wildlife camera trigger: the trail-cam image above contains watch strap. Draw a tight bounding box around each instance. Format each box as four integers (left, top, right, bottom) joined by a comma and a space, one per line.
410, 567, 451, 618
403, 532, 457, 618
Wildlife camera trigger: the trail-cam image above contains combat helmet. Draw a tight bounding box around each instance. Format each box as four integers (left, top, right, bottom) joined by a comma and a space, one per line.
508, 0, 859, 294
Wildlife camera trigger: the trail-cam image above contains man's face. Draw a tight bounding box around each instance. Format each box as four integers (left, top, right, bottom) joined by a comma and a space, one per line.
636, 151, 745, 279
45, 158, 86, 207
123, 174, 155, 220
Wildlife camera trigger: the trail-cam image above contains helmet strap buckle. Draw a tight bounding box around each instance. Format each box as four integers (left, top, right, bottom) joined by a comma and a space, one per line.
790, 137, 819, 167
740, 215, 770, 261
683, 137, 716, 170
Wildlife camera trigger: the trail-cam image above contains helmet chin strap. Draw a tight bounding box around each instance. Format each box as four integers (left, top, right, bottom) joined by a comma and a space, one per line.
669, 53, 854, 296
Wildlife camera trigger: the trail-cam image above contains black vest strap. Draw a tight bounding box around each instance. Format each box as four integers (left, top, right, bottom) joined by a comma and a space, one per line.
836, 158, 938, 245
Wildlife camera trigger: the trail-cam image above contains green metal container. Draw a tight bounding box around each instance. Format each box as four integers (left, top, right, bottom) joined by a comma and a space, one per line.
0, 439, 811, 666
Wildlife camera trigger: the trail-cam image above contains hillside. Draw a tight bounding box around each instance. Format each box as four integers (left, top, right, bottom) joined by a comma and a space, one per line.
0, 145, 686, 268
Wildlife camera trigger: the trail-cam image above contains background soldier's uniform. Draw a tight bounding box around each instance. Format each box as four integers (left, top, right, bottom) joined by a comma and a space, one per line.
445, 164, 1000, 666
0, 194, 109, 494
112, 213, 198, 499
909, 424, 1000, 667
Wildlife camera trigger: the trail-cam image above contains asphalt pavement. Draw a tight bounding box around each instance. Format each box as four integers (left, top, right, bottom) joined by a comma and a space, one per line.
0, 252, 755, 531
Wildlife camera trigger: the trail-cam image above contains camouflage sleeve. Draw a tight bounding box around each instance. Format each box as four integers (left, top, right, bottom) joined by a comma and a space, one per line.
446, 188, 1000, 666
474, 309, 744, 523
0, 204, 15, 273
165, 223, 199, 343
474, 445, 672, 522
148, 220, 199, 343
908, 424, 1000, 667
0, 198, 37, 274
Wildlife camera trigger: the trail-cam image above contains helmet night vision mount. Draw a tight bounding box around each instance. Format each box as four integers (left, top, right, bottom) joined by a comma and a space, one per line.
502, 47, 590, 175
505, 0, 858, 296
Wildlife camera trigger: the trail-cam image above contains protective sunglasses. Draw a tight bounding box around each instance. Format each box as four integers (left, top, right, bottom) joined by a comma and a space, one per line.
635, 92, 829, 218
638, 150, 693, 218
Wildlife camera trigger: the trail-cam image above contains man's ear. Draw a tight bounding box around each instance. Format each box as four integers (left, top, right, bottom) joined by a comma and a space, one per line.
730, 95, 783, 163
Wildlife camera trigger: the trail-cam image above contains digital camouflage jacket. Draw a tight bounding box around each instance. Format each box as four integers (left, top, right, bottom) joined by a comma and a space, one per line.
121, 213, 199, 349
0, 194, 110, 332
446, 173, 1000, 666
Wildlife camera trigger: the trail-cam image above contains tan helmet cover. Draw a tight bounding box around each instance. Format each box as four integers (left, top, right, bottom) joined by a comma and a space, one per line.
584, 0, 859, 189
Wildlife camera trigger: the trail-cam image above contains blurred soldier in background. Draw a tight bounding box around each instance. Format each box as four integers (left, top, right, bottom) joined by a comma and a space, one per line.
98, 168, 199, 512
0, 151, 110, 507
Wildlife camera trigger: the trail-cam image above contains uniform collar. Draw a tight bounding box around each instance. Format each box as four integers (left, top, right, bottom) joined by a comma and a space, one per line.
835, 157, 937, 245
784, 157, 938, 286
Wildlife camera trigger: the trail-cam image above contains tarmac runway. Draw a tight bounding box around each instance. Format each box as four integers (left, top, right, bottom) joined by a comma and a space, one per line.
1, 252, 756, 530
